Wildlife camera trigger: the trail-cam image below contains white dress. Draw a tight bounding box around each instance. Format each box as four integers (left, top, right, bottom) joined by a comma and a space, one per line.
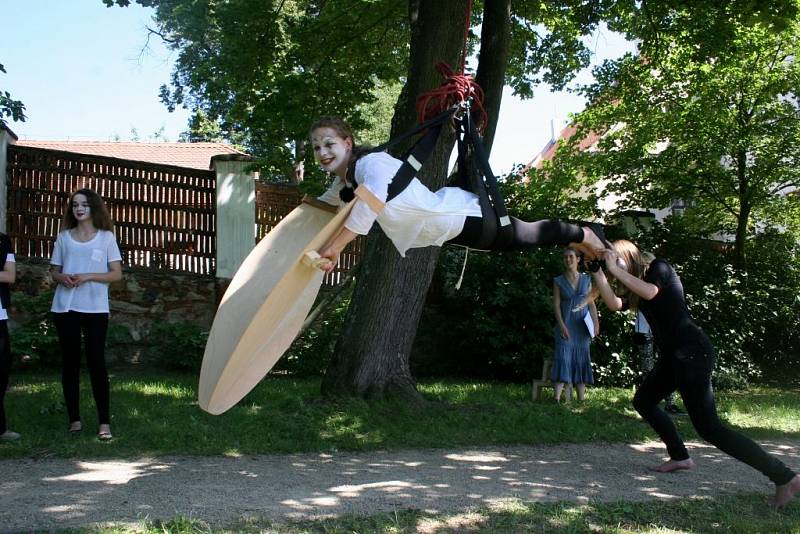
318, 152, 482, 256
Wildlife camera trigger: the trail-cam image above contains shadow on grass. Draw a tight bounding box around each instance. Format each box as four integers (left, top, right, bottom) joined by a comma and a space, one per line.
4, 369, 799, 532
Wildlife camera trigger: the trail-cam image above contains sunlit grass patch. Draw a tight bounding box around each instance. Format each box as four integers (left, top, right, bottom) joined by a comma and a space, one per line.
86, 493, 800, 533
118, 380, 196, 399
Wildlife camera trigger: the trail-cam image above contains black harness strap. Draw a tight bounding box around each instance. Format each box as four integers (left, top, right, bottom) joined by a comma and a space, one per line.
342, 107, 457, 202
386, 123, 443, 202
342, 105, 512, 251
462, 112, 513, 248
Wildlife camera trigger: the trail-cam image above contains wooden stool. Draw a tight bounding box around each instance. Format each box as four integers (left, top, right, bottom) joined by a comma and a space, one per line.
531, 358, 553, 400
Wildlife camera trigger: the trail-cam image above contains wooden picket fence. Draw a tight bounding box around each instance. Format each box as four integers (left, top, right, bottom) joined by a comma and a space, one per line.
6, 146, 363, 283
6, 145, 217, 275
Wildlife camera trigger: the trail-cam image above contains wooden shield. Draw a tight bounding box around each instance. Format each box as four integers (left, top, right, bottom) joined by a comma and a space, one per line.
198, 200, 353, 414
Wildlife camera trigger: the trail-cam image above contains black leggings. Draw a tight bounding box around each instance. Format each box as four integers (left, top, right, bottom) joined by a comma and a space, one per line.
449, 216, 585, 251
633, 340, 796, 485
54, 312, 111, 425
0, 321, 10, 434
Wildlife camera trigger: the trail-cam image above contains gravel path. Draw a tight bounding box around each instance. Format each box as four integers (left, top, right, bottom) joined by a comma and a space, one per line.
2, 438, 798, 532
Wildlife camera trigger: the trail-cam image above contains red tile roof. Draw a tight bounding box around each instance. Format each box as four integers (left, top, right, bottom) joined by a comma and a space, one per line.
522, 124, 600, 174
14, 140, 249, 170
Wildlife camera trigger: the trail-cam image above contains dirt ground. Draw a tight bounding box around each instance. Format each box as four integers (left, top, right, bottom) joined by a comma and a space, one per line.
1, 438, 798, 532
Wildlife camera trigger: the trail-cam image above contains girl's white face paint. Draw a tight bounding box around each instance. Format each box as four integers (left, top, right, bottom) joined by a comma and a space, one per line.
311, 127, 352, 178
71, 194, 91, 222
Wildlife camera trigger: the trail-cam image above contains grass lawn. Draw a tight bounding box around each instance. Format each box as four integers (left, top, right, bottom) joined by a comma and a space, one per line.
2, 367, 799, 459
3, 367, 800, 532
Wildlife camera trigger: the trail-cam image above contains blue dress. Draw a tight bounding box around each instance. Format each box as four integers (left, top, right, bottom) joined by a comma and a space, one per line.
551, 273, 594, 384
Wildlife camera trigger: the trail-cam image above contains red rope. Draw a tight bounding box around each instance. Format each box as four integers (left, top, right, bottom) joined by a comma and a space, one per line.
415, 1, 487, 132
415, 62, 487, 132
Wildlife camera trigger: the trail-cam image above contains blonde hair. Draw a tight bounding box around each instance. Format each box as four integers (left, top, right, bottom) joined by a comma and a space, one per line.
574, 240, 652, 312
610, 239, 647, 311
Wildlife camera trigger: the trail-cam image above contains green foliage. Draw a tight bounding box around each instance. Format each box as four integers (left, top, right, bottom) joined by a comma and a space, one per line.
10, 290, 60, 367
103, 0, 681, 178
413, 172, 638, 383
418, 169, 799, 387
560, 16, 800, 265
147, 321, 208, 372
107, 0, 410, 179
634, 218, 800, 387
0, 63, 26, 127
418, 246, 561, 381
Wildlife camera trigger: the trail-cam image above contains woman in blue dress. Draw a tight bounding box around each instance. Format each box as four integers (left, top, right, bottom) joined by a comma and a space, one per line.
551, 247, 599, 402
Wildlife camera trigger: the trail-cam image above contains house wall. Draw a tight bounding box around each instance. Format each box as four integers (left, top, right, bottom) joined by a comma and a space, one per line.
0, 125, 17, 234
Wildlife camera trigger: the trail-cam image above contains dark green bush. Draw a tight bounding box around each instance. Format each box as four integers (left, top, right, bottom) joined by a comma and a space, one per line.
10, 289, 61, 367
148, 321, 208, 371
636, 219, 800, 387
411, 173, 800, 388
411, 170, 635, 383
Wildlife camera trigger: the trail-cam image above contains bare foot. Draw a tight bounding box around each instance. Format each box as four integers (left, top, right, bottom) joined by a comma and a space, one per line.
772, 475, 800, 508
652, 458, 695, 473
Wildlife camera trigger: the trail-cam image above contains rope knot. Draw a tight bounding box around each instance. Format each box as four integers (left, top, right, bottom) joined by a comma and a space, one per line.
415, 62, 487, 132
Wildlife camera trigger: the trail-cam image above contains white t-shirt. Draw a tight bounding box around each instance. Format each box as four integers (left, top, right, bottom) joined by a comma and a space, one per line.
0, 253, 15, 321
50, 230, 122, 313
318, 152, 482, 257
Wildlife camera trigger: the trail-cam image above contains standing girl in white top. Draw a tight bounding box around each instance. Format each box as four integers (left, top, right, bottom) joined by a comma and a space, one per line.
50, 189, 122, 440
310, 117, 608, 270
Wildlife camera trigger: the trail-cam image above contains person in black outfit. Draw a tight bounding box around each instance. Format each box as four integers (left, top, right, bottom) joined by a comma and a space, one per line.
0, 232, 18, 442
590, 239, 800, 508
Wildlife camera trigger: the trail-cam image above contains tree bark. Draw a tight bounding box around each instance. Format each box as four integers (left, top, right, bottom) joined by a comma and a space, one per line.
474, 0, 512, 152
321, 0, 474, 402
735, 148, 749, 268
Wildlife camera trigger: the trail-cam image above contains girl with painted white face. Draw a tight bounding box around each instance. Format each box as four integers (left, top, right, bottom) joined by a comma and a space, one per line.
591, 239, 800, 508
50, 189, 122, 440
310, 116, 609, 273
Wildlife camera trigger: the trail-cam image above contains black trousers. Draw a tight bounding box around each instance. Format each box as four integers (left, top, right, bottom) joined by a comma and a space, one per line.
633, 339, 796, 485
53, 312, 111, 425
449, 216, 584, 251
0, 321, 10, 434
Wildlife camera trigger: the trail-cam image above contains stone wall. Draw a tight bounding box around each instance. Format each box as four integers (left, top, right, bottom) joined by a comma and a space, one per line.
12, 259, 221, 363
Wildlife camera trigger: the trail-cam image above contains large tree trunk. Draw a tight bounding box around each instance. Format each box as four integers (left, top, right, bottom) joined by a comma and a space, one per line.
321, 0, 473, 402
474, 0, 512, 152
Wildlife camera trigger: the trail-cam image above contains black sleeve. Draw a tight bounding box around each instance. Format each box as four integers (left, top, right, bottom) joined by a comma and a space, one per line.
644, 259, 673, 291
0, 233, 10, 262
4, 234, 12, 255
0, 234, 11, 309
